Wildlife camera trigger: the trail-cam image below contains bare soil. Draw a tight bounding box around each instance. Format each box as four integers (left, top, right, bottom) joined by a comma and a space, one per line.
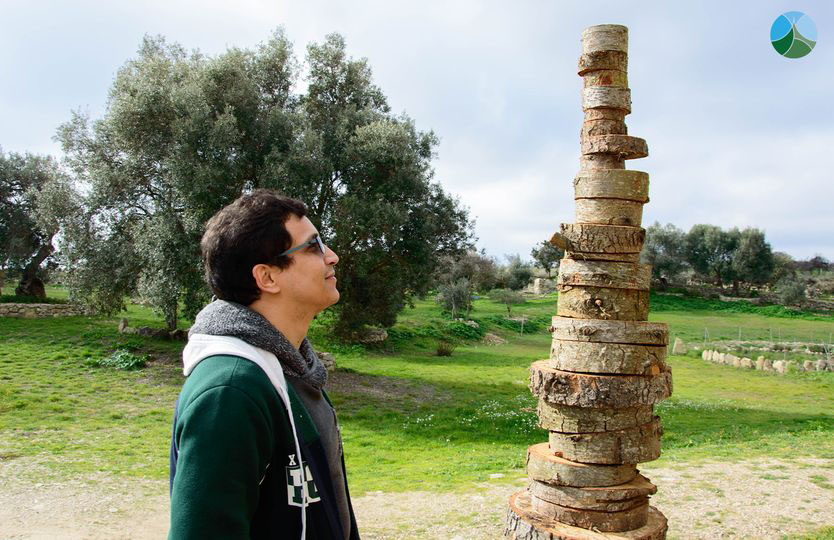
1, 457, 832, 539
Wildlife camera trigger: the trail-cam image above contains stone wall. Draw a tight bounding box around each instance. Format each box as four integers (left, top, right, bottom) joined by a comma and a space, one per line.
0, 303, 89, 318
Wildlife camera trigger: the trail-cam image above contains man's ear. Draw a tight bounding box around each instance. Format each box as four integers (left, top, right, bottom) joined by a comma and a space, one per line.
252, 264, 281, 294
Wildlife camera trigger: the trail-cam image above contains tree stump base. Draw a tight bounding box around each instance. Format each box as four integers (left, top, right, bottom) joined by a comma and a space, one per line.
506, 490, 668, 540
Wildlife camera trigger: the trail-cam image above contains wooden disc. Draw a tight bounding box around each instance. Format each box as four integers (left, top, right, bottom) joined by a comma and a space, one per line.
574, 170, 649, 202
575, 198, 644, 227
548, 417, 663, 465
580, 154, 625, 171
549, 317, 668, 345
549, 340, 668, 376
583, 69, 628, 88
581, 25, 628, 54
577, 50, 628, 76
566, 251, 641, 263
558, 260, 651, 290
531, 495, 649, 532
506, 490, 668, 540
558, 223, 645, 255
530, 361, 673, 408
582, 119, 628, 138
581, 135, 648, 159
583, 87, 631, 112
557, 286, 649, 321
527, 443, 638, 487
584, 108, 628, 122
529, 475, 657, 510
538, 402, 655, 433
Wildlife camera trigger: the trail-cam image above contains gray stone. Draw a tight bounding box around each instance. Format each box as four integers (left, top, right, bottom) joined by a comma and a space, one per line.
773, 360, 785, 374
118, 318, 129, 333
755, 358, 765, 370
763, 359, 773, 371
817, 359, 829, 372
740, 357, 753, 369
803, 360, 815, 372
671, 337, 687, 355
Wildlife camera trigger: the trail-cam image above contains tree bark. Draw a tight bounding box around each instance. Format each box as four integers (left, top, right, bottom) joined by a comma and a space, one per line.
528, 474, 656, 511
575, 199, 643, 227
577, 50, 628, 76
582, 88, 631, 113
558, 260, 651, 290
530, 361, 672, 409
526, 443, 637, 487
558, 224, 645, 257
573, 170, 649, 202
505, 490, 668, 540
549, 340, 667, 376
537, 402, 654, 432
580, 135, 647, 160
15, 241, 53, 299
548, 417, 663, 464
557, 286, 649, 321
549, 317, 668, 346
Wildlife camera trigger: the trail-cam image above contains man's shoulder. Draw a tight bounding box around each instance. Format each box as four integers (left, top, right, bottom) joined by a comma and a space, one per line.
180, 355, 278, 412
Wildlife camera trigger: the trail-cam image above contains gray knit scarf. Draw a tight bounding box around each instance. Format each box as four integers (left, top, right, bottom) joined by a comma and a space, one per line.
189, 299, 328, 390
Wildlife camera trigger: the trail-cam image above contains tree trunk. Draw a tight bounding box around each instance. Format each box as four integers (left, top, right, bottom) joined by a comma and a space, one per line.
15, 242, 53, 299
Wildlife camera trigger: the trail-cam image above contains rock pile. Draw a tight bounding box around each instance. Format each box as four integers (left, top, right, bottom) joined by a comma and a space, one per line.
0, 302, 89, 318
506, 25, 671, 539
701, 349, 832, 373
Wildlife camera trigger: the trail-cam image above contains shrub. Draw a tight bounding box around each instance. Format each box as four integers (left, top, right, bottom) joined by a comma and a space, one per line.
435, 339, 458, 357
91, 349, 147, 370
776, 276, 807, 307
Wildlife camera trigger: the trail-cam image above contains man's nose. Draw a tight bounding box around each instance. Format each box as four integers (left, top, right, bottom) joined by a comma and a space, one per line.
325, 246, 339, 265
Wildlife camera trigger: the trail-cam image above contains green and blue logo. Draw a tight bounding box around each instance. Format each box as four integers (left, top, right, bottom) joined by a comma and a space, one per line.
771, 11, 816, 58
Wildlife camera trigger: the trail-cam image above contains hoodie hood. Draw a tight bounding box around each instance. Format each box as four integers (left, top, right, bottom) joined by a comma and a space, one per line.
188, 299, 327, 390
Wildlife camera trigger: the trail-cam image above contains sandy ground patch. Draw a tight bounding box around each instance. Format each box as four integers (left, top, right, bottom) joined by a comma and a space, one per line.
1, 457, 832, 539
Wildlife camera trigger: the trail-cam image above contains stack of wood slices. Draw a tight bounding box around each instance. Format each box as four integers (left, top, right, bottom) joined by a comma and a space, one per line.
506, 25, 672, 540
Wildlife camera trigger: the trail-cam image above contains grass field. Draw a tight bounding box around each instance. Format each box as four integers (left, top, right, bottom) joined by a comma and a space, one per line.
1, 289, 833, 499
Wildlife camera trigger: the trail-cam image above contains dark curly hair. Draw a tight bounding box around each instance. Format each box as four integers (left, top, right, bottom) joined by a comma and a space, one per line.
201, 189, 307, 305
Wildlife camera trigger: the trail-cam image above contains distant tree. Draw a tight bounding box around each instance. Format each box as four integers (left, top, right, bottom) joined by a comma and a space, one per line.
530, 240, 563, 278
685, 225, 740, 288
53, 32, 472, 332
775, 275, 806, 306
0, 149, 77, 298
489, 288, 525, 317
770, 251, 796, 285
640, 222, 687, 288
499, 255, 534, 291
808, 255, 831, 274
731, 227, 774, 292
437, 250, 498, 294
436, 278, 472, 319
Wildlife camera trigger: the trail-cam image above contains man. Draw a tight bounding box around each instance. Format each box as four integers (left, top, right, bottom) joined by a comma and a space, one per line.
169, 189, 359, 539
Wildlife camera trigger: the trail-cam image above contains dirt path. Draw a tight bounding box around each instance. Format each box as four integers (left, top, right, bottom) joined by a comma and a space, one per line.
2, 457, 832, 539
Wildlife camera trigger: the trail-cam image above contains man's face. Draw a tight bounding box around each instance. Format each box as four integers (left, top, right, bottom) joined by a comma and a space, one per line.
274, 215, 340, 313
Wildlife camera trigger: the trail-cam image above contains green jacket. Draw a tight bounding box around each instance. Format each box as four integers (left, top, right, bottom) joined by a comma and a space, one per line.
169, 343, 359, 539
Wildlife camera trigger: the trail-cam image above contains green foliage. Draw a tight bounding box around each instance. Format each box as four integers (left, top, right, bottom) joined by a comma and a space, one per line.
498, 255, 533, 291
481, 313, 548, 334
776, 275, 808, 307
0, 149, 76, 297
732, 227, 775, 286
435, 278, 472, 319
530, 241, 563, 278
436, 251, 498, 294
641, 222, 688, 285
434, 339, 457, 356
685, 224, 740, 286
51, 31, 472, 333
90, 349, 148, 370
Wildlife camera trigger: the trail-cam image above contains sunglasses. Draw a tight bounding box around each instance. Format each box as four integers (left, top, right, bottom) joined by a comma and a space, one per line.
279, 235, 326, 257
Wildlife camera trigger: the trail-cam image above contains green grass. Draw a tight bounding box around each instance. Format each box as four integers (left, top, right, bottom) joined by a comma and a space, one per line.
1, 289, 833, 501
785, 527, 834, 540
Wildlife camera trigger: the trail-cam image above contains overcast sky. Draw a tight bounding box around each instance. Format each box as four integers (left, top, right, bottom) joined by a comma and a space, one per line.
2, 1, 832, 260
